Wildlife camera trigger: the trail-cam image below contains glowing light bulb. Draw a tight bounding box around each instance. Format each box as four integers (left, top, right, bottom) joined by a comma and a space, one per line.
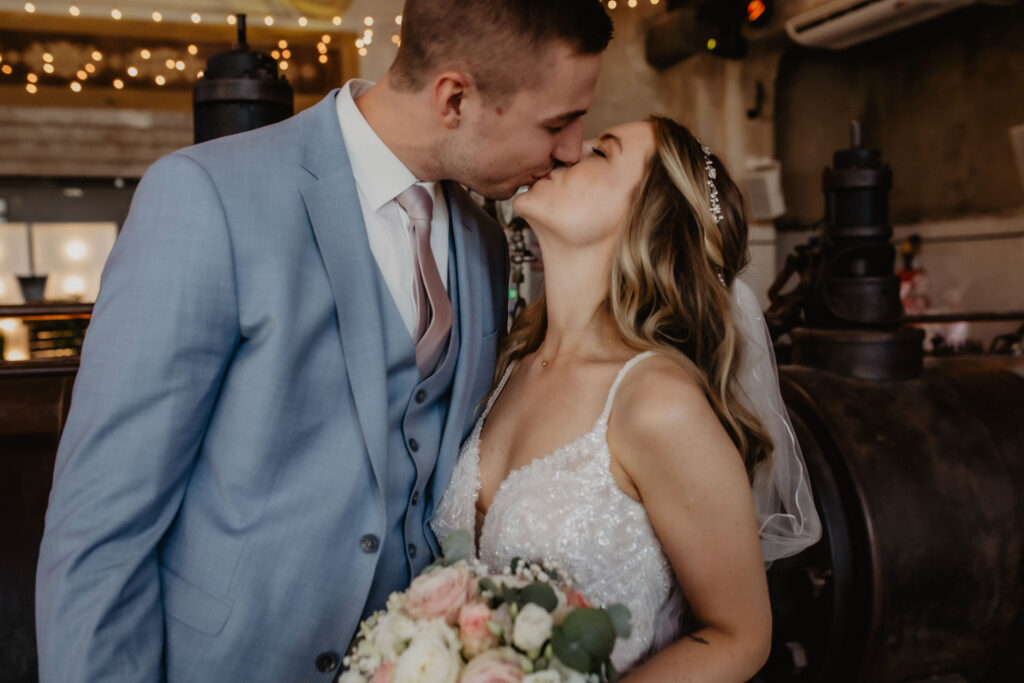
607, 0, 617, 8
271, 50, 281, 59
42, 63, 54, 74
152, 11, 162, 21
92, 50, 103, 61
332, 16, 342, 26
140, 49, 151, 59
175, 60, 185, 71
43, 52, 54, 63
191, 12, 201, 23
318, 54, 328, 64
278, 39, 288, 49
76, 69, 88, 80
187, 44, 198, 55
155, 75, 166, 85
127, 66, 138, 76
69, 5, 80, 16
113, 78, 124, 89
6, 350, 28, 361
26, 83, 38, 94
165, 58, 175, 69
64, 239, 88, 261
27, 73, 38, 83
110, 8, 121, 19
282, 49, 291, 59
321, 34, 331, 44
84, 63, 96, 73
70, 81, 82, 92
298, 16, 308, 27
1, 65, 12, 75
62, 275, 86, 295
391, 34, 400, 44
355, 39, 363, 48
628, 0, 637, 6
279, 61, 288, 70
24, 2, 36, 13
364, 16, 373, 26
396, 15, 402, 25
227, 15, 236, 25
318, 42, 328, 53
359, 47, 367, 56
264, 15, 273, 26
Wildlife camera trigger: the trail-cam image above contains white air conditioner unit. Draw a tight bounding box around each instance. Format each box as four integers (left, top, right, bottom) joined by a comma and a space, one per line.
786, 0, 976, 50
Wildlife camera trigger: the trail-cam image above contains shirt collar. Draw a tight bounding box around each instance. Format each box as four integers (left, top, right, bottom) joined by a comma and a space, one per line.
336, 78, 432, 212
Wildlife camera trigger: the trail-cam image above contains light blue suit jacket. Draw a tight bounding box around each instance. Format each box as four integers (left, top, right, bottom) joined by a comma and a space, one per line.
35, 91, 509, 682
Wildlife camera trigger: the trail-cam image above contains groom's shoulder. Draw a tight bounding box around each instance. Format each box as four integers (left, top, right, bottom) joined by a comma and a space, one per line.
171, 114, 305, 176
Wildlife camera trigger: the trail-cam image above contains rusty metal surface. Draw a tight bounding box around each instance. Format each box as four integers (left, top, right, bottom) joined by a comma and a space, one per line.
764, 360, 1024, 682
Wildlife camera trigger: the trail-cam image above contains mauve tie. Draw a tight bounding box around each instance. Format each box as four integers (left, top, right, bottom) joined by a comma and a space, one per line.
396, 184, 453, 377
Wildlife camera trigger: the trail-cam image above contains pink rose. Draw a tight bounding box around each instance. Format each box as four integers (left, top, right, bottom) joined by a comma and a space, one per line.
370, 661, 395, 683
404, 565, 474, 625
460, 649, 524, 683
458, 602, 498, 657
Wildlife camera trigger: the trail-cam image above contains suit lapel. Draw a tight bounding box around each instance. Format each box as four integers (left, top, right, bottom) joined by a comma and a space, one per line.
299, 92, 389, 497
437, 183, 486, 477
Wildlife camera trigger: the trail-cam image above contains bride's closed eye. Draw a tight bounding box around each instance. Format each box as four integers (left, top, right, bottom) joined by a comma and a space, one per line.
592, 146, 607, 159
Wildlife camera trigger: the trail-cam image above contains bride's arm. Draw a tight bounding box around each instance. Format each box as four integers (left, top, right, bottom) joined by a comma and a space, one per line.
607, 358, 772, 682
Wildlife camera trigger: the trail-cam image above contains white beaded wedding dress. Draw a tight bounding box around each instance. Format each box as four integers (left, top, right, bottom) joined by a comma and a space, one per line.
430, 351, 685, 673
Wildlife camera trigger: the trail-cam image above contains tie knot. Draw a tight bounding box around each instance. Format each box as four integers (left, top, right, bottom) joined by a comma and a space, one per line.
396, 184, 434, 223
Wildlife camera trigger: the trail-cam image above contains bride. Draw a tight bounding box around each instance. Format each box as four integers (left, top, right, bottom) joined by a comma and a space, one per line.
431, 116, 821, 680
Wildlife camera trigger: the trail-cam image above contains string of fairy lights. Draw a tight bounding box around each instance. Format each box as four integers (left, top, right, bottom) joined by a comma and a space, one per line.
0, 0, 661, 95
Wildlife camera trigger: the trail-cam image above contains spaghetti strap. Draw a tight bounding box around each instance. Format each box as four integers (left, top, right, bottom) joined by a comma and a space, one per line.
479, 360, 517, 423
598, 351, 657, 424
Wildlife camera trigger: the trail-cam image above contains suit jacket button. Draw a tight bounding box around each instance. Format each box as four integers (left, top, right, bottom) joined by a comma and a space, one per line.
411, 490, 420, 505
408, 438, 419, 452
408, 543, 417, 558
360, 534, 379, 553
315, 651, 339, 672
415, 389, 427, 404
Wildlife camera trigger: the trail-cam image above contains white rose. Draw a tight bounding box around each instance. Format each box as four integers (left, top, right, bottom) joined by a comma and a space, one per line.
390, 612, 418, 643
337, 671, 368, 683
523, 671, 561, 683
392, 620, 462, 683
512, 603, 554, 653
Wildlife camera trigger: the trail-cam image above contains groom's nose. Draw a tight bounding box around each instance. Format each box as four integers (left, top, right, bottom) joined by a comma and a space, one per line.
551, 118, 585, 166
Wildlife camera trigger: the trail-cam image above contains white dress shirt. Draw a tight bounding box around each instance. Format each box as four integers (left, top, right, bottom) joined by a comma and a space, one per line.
336, 79, 450, 338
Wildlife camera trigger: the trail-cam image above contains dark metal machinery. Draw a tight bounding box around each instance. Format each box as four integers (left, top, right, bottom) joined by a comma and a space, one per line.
757, 125, 1024, 682
193, 14, 293, 144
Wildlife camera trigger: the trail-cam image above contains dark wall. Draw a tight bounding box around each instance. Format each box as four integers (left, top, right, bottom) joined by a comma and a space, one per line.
776, 3, 1024, 226
0, 177, 137, 226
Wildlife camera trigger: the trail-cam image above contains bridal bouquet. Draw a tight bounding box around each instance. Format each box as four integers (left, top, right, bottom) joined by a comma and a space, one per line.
339, 530, 630, 683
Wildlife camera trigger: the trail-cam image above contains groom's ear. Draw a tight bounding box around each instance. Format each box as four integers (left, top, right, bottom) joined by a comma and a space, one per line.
432, 71, 472, 130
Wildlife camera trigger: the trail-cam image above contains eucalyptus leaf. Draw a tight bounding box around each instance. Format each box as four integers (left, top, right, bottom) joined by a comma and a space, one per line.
605, 658, 620, 682
606, 604, 632, 639
479, 577, 499, 596
518, 581, 558, 612
551, 626, 593, 674
441, 530, 472, 565
560, 608, 616, 661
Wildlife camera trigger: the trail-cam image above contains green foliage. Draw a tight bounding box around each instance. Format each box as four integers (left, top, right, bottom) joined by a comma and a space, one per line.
517, 581, 558, 612
441, 529, 472, 565
607, 604, 631, 639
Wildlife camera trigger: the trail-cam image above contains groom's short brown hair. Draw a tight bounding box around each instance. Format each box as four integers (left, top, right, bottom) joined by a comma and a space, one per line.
390, 0, 613, 101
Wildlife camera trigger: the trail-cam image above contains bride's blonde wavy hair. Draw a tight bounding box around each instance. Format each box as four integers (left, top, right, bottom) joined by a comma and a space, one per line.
495, 115, 772, 477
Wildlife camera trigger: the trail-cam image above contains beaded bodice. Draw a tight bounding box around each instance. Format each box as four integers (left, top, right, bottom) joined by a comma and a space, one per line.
430, 352, 684, 672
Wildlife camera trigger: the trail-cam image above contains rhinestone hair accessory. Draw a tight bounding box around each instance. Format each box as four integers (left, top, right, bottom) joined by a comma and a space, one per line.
702, 145, 725, 225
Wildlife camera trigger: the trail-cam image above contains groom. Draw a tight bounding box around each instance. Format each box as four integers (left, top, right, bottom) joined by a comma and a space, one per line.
34, 1, 612, 681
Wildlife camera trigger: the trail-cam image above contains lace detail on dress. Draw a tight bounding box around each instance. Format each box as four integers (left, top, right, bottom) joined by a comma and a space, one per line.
431, 351, 685, 672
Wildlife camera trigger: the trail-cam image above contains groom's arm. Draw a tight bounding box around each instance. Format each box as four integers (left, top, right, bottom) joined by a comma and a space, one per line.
35, 152, 240, 682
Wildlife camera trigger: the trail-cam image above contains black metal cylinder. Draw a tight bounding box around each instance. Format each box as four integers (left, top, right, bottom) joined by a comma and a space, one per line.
193, 14, 293, 144
756, 359, 1024, 683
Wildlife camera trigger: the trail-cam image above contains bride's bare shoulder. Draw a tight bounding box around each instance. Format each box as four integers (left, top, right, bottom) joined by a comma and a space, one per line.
608, 351, 738, 474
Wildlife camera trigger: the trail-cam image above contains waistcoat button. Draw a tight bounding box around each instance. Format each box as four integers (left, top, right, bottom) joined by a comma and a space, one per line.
415, 389, 427, 403
315, 651, 339, 672
408, 543, 417, 558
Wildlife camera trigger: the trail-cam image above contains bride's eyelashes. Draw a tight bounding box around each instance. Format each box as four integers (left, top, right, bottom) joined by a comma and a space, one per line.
592, 146, 607, 159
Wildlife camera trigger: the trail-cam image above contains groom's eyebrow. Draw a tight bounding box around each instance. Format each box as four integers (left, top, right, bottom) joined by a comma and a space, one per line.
542, 110, 588, 127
